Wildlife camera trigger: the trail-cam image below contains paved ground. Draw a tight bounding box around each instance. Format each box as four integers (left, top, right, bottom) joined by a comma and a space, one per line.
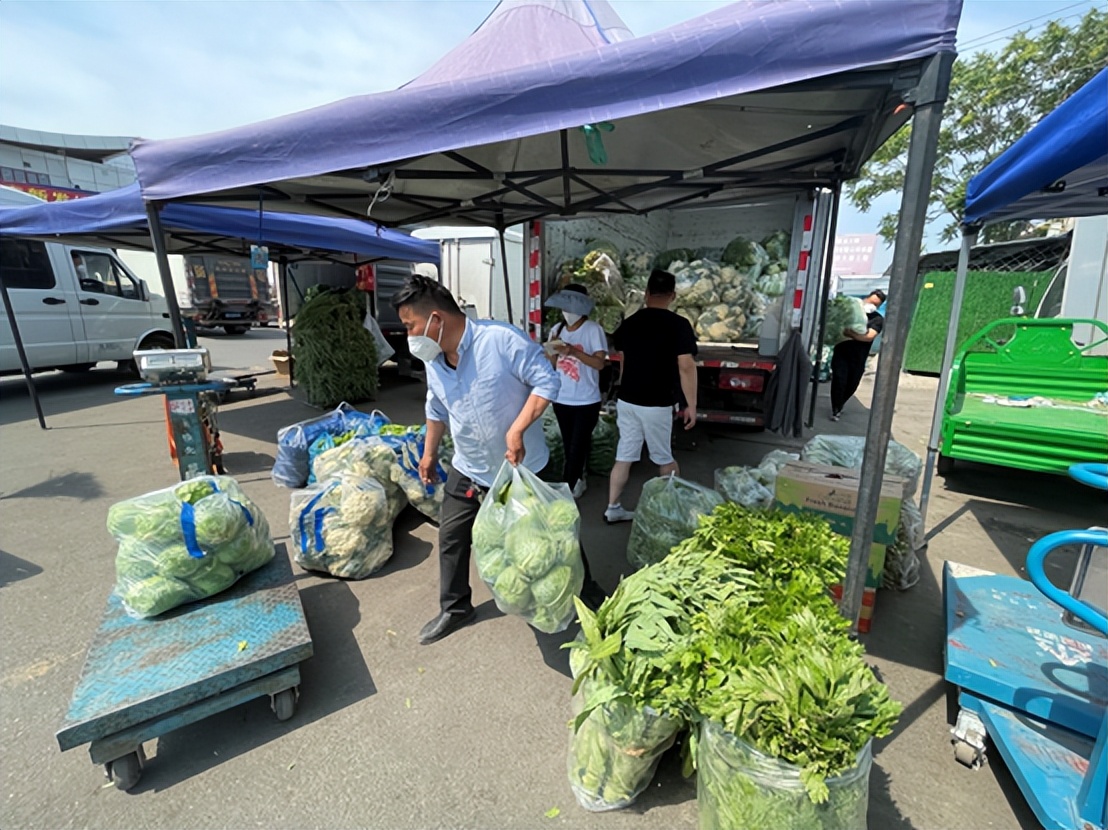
1, 353, 1101, 829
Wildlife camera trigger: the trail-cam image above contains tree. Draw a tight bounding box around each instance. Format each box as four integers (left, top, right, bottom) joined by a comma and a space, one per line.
848, 8, 1108, 245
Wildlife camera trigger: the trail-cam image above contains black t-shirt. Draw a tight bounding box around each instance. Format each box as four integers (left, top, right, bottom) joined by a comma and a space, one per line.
612, 307, 698, 407
835, 310, 885, 361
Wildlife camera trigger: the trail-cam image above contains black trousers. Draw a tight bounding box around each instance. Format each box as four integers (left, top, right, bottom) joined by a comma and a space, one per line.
830, 343, 868, 413
438, 467, 605, 616
553, 401, 601, 487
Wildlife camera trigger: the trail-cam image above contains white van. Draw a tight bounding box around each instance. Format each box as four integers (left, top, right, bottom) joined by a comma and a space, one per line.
0, 186, 175, 375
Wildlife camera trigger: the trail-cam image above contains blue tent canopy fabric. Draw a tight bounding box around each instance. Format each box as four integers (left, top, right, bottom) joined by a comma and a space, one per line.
963, 68, 1108, 226
406, 0, 632, 88
129, 0, 961, 226
0, 183, 439, 264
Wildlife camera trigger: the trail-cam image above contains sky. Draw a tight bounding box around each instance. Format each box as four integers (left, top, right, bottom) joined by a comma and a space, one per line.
0, 0, 1098, 267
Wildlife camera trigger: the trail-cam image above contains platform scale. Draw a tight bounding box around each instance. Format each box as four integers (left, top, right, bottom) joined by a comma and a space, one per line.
944, 463, 1107, 830
57, 348, 313, 791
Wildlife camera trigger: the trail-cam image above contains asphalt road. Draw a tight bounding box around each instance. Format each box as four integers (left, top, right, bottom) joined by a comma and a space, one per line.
3, 360, 1095, 829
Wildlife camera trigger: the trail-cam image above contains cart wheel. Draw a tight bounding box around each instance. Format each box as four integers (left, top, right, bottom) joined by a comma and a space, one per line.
937, 454, 954, 475
272, 688, 297, 722
108, 748, 145, 791
953, 740, 982, 769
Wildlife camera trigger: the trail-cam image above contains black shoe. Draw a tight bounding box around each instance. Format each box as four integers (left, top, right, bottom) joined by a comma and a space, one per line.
418, 609, 476, 645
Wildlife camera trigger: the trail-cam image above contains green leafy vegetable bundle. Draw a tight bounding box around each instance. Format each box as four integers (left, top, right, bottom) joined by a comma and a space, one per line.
586, 414, 619, 477
472, 461, 585, 634
566, 504, 901, 820
290, 472, 395, 579
626, 475, 724, 569
292, 287, 378, 408
823, 295, 868, 347
108, 476, 273, 618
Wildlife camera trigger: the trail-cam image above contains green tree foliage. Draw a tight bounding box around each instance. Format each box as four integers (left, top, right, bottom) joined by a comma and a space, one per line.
849, 9, 1108, 245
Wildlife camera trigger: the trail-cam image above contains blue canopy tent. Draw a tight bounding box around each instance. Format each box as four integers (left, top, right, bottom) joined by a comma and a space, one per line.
124, 0, 964, 632
919, 68, 1108, 523
0, 183, 439, 428
0, 182, 440, 264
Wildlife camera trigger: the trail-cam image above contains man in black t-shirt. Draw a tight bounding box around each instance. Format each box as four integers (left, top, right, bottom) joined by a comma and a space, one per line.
830, 290, 886, 421
604, 269, 698, 523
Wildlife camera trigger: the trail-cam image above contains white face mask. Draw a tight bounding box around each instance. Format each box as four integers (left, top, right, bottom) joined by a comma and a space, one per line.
562, 311, 583, 327
863, 303, 878, 314
408, 313, 443, 362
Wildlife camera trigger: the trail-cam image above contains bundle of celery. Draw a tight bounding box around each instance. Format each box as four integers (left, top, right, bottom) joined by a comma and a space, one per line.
565, 504, 901, 824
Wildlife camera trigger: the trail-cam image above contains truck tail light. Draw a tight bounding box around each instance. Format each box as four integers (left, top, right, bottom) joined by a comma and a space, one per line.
718, 371, 763, 392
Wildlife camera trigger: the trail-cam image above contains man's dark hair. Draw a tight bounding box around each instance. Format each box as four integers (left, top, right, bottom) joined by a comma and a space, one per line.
870, 289, 887, 304
390, 274, 461, 314
646, 268, 675, 296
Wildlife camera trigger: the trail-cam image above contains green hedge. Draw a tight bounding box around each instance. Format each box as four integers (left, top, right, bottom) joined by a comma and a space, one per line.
903, 270, 1053, 375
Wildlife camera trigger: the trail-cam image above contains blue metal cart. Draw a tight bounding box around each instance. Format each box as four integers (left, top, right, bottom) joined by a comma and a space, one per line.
57, 547, 312, 790
944, 463, 1107, 830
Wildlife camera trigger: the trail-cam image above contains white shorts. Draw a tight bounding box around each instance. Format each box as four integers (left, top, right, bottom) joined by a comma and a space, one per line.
616, 400, 675, 466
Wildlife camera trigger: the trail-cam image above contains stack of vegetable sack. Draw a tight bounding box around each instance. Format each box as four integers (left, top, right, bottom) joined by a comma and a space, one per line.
109, 476, 274, 618
567, 504, 901, 828
554, 232, 791, 345
281, 405, 453, 579
472, 462, 585, 634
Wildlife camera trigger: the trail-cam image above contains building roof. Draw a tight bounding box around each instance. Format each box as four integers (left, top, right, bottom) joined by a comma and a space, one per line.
0, 124, 134, 162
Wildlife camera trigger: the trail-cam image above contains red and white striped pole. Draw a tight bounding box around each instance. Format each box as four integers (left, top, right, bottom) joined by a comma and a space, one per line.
791, 211, 814, 329
526, 221, 544, 340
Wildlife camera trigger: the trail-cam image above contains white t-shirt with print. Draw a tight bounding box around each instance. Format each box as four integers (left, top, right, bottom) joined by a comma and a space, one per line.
548, 319, 608, 406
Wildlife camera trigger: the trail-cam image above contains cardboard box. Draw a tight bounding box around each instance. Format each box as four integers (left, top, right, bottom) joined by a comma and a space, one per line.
774, 461, 904, 546
270, 350, 292, 376
774, 461, 905, 630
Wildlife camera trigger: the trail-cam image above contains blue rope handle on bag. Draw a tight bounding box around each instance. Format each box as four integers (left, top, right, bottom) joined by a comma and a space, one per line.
180, 502, 205, 559
297, 483, 337, 555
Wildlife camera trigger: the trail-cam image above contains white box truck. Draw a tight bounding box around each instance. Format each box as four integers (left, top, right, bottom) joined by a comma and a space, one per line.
539, 192, 834, 426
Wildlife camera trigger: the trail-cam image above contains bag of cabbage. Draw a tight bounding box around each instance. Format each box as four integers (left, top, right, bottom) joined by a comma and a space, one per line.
472, 461, 585, 634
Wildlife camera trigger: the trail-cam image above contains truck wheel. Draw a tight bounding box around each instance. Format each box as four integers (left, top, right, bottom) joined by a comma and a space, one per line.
224, 325, 249, 336
62, 363, 95, 373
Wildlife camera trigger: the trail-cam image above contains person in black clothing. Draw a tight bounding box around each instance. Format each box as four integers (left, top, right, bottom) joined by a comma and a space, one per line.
604, 269, 698, 523
830, 290, 886, 421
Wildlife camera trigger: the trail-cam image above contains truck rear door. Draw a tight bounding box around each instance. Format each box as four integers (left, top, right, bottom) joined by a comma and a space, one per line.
0, 238, 82, 372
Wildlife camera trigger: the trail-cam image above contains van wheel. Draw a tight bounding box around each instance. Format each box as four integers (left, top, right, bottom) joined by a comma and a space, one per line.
62, 363, 95, 373
126, 333, 176, 376
224, 325, 249, 336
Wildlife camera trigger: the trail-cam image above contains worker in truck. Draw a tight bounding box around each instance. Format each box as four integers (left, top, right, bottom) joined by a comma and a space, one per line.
544, 284, 609, 500
605, 268, 698, 524
830, 289, 887, 421
393, 276, 604, 645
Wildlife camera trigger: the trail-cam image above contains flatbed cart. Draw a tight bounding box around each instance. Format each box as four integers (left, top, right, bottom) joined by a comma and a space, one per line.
56, 547, 312, 791
944, 462, 1107, 830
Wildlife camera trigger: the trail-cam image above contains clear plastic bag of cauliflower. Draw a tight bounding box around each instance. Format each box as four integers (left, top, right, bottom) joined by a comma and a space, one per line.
290, 472, 395, 579
312, 436, 409, 522
696, 304, 746, 343
472, 461, 585, 634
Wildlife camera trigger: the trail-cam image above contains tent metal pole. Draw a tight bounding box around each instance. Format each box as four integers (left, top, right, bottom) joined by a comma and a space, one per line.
144, 202, 187, 348
279, 257, 294, 387
807, 183, 842, 427
497, 223, 514, 325
0, 275, 47, 430
841, 51, 954, 632
920, 227, 977, 527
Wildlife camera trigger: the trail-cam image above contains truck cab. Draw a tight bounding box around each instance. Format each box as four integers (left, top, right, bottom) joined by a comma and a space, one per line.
0, 186, 175, 375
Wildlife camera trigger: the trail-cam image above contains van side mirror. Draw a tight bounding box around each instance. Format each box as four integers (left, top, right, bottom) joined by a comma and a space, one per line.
139, 279, 150, 302
1010, 285, 1027, 317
